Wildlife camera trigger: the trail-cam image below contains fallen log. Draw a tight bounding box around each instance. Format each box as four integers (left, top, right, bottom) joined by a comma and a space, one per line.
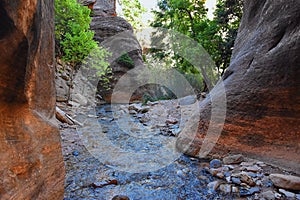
55, 106, 83, 126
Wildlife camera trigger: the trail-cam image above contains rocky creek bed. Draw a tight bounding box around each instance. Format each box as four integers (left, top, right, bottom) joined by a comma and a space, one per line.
59, 98, 300, 200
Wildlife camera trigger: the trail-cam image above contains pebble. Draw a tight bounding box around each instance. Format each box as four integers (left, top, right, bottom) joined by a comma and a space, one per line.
129, 110, 137, 115
178, 95, 196, 105
244, 165, 261, 173
209, 168, 220, 176
239, 173, 256, 186
210, 159, 222, 169
246, 172, 260, 178
112, 195, 130, 200
166, 118, 178, 124
128, 104, 150, 113
219, 184, 231, 194
226, 176, 231, 183
224, 171, 231, 177
207, 181, 221, 192
261, 191, 275, 200
216, 172, 224, 179
240, 187, 260, 197
176, 170, 185, 177
240, 162, 255, 166
223, 154, 244, 165
279, 189, 296, 198
255, 180, 263, 186
231, 177, 241, 185
274, 192, 282, 199
72, 150, 79, 156
256, 161, 267, 167
224, 165, 235, 170
232, 186, 239, 193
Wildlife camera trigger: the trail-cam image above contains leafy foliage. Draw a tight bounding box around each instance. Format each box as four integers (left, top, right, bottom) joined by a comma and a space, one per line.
213, 0, 244, 72
119, 0, 147, 30
150, 0, 210, 91
55, 0, 110, 70
116, 53, 135, 69
150, 0, 244, 78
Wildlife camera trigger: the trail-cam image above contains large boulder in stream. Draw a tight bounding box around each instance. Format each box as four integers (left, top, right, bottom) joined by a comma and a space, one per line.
176, 0, 300, 172
0, 0, 65, 199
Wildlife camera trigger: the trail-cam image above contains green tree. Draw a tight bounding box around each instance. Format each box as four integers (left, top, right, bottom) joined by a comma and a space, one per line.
150, 0, 210, 91
213, 0, 244, 73
119, 0, 147, 30
55, 0, 110, 71
150, 0, 243, 76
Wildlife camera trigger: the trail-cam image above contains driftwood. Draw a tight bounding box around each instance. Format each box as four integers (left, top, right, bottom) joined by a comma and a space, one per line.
55, 106, 83, 126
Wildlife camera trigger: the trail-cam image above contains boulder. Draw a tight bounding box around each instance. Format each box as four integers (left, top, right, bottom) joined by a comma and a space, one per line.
270, 174, 300, 191
176, 0, 300, 172
93, 0, 115, 16
0, 0, 64, 199
89, 15, 144, 103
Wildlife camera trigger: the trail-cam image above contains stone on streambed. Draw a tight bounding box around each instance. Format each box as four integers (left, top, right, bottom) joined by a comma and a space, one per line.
128, 104, 150, 113
261, 191, 276, 200
270, 174, 300, 190
232, 172, 256, 187
112, 195, 130, 200
243, 165, 262, 173
210, 159, 222, 169
178, 95, 197, 106
239, 187, 260, 197
207, 181, 222, 192
223, 154, 244, 165
219, 184, 232, 194
166, 117, 178, 125
278, 189, 296, 198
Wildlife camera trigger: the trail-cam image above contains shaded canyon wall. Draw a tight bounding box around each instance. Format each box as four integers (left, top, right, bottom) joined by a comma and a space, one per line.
0, 0, 65, 199
176, 0, 300, 173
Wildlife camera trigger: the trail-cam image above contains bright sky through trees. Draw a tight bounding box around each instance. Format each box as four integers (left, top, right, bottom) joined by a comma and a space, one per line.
117, 0, 218, 25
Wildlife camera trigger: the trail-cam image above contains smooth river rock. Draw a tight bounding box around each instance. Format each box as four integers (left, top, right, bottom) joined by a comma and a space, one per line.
270, 174, 300, 191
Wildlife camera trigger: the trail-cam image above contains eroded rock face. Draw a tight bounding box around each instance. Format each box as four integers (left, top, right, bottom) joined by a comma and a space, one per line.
91, 13, 145, 102
0, 0, 65, 199
176, 0, 300, 172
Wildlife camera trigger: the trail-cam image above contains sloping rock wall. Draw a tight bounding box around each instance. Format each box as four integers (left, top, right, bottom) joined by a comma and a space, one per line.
176, 0, 300, 173
0, 0, 65, 199
90, 0, 147, 103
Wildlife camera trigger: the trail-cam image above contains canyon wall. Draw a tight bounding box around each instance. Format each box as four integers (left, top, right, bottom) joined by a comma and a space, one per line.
0, 0, 65, 199
176, 0, 300, 173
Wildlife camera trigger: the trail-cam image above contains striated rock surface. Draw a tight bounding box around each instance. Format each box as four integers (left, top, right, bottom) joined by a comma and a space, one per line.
90, 5, 146, 103
0, 0, 65, 199
93, 0, 115, 16
176, 0, 300, 172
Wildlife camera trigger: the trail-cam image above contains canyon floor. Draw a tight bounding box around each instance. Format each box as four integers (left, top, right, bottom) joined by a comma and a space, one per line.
58, 98, 300, 200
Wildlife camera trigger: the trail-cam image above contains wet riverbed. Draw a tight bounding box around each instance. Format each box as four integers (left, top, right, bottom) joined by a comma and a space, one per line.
62, 103, 235, 200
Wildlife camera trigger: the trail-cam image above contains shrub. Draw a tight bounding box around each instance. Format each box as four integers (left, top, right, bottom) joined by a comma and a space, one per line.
55, 0, 110, 69
116, 53, 135, 69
